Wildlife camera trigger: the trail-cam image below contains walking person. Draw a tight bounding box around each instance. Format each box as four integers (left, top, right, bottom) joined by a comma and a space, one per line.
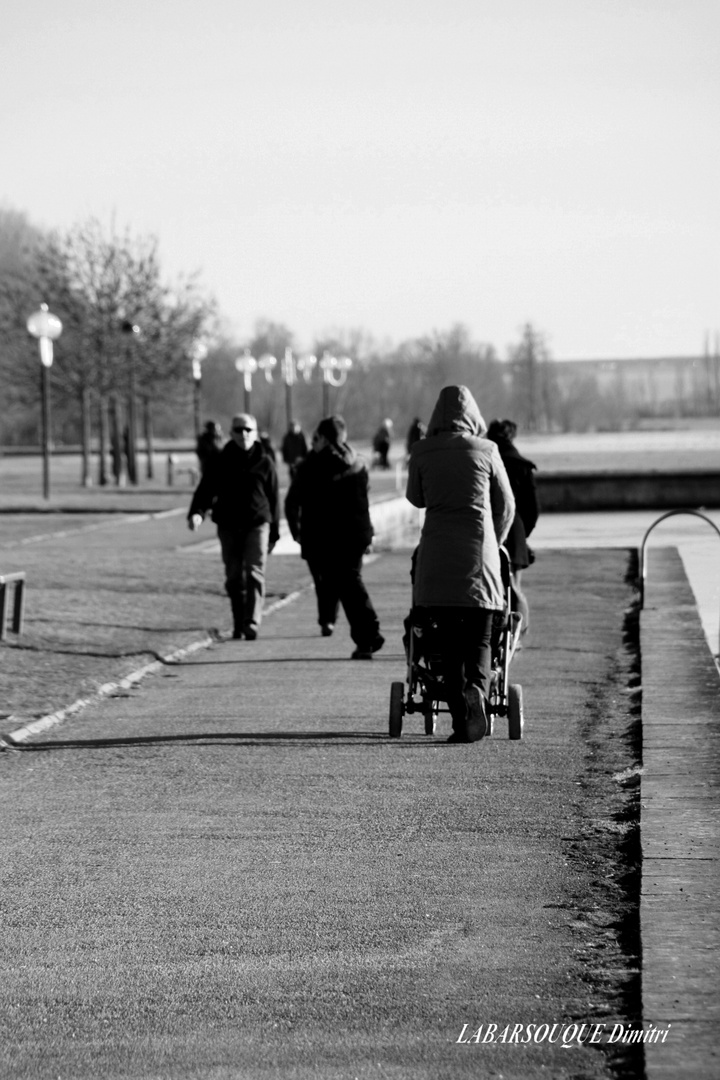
281, 420, 309, 480
195, 420, 223, 475
188, 413, 280, 640
372, 419, 393, 469
405, 417, 426, 458
285, 415, 384, 659
406, 386, 515, 742
486, 418, 539, 637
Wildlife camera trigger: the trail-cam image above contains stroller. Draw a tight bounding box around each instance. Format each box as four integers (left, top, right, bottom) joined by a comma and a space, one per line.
389, 547, 524, 740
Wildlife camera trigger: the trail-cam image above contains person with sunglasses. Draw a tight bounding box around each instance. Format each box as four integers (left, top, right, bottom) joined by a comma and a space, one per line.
188, 413, 280, 640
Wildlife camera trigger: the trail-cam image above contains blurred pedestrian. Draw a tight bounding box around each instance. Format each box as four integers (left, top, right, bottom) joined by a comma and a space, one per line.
188, 413, 280, 640
486, 418, 539, 636
407, 386, 515, 742
195, 420, 223, 475
258, 430, 277, 461
372, 418, 393, 469
405, 417, 426, 457
285, 415, 384, 659
281, 420, 309, 479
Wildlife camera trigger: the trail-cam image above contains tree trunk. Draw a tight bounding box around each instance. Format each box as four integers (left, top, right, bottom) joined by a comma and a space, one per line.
143, 396, 154, 479
126, 369, 139, 483
110, 394, 124, 486
80, 386, 93, 487
126, 386, 138, 485
97, 394, 109, 486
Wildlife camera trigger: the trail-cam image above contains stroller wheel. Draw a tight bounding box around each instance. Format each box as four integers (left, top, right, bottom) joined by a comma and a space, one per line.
508, 683, 524, 740
389, 681, 404, 738
423, 707, 437, 736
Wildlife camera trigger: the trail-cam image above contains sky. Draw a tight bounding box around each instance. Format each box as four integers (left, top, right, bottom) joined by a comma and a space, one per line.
1, 0, 718, 359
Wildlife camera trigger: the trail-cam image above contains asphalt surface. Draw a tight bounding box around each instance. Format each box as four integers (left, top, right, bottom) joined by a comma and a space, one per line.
0, 545, 644, 1080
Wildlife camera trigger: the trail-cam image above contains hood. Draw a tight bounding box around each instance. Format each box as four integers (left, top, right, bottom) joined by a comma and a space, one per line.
426, 385, 486, 437
317, 440, 362, 476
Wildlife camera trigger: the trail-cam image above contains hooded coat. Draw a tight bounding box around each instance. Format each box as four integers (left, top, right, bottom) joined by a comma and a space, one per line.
406, 386, 515, 610
284, 442, 374, 559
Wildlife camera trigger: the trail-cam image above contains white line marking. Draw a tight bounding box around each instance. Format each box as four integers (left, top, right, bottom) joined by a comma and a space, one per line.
2, 587, 305, 745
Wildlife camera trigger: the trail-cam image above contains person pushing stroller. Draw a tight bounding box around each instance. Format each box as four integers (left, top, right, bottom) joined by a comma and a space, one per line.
406, 386, 515, 742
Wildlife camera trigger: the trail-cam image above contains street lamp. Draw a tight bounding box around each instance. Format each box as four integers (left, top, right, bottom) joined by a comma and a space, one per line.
279, 349, 317, 429
27, 303, 62, 500
234, 350, 257, 412
319, 351, 352, 415
233, 346, 351, 426
190, 340, 208, 436
234, 349, 276, 413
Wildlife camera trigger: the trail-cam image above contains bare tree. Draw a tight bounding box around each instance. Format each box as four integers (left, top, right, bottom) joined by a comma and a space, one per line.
0, 213, 215, 481
507, 323, 558, 432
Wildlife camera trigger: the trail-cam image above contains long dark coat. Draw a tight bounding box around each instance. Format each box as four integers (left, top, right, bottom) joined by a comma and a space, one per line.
406, 386, 515, 610
490, 436, 539, 570
284, 443, 374, 559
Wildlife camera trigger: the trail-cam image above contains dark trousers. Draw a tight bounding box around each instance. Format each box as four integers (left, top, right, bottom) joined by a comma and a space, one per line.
218, 524, 269, 631
306, 548, 380, 647
426, 607, 495, 732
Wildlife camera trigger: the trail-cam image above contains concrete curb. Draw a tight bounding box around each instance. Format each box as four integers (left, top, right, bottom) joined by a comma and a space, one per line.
640, 546, 720, 1079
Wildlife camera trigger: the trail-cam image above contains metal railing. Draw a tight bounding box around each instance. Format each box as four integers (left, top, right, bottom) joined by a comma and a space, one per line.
639, 508, 720, 657
0, 571, 26, 640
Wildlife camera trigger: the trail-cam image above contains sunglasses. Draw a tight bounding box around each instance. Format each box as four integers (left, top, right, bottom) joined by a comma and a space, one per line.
232, 426, 255, 434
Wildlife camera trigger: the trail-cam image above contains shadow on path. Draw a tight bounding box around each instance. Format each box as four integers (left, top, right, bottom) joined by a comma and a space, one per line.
3, 731, 451, 751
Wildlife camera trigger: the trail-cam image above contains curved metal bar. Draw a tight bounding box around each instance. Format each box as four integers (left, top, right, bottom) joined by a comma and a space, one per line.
639, 508, 720, 657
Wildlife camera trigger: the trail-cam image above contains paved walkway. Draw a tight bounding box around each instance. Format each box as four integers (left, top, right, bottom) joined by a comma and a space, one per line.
2, 501, 719, 1079
3, 546, 644, 1080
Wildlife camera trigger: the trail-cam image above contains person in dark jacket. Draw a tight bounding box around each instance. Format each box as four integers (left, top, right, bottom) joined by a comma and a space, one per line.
407, 386, 515, 742
285, 415, 384, 659
258, 430, 277, 462
281, 420, 309, 479
372, 419, 393, 469
486, 418, 539, 636
405, 417, 426, 457
188, 413, 280, 640
195, 421, 223, 475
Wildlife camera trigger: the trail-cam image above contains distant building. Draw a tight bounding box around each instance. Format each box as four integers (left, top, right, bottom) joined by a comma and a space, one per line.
553, 355, 720, 418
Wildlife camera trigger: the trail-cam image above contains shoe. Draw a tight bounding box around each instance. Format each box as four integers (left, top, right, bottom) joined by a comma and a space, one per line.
351, 647, 373, 660
447, 731, 470, 743
465, 685, 488, 742
243, 627, 258, 641
232, 628, 243, 640
350, 634, 385, 660
321, 623, 334, 637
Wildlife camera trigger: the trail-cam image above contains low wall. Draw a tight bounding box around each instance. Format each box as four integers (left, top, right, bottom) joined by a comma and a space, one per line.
536, 471, 720, 513
375, 471, 720, 520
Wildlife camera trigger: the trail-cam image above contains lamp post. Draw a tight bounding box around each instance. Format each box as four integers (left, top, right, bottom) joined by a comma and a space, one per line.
319, 352, 352, 415
234, 350, 257, 412
121, 319, 141, 484
190, 340, 208, 436
27, 303, 62, 500
279, 349, 317, 429
234, 349, 276, 413
280, 347, 295, 429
